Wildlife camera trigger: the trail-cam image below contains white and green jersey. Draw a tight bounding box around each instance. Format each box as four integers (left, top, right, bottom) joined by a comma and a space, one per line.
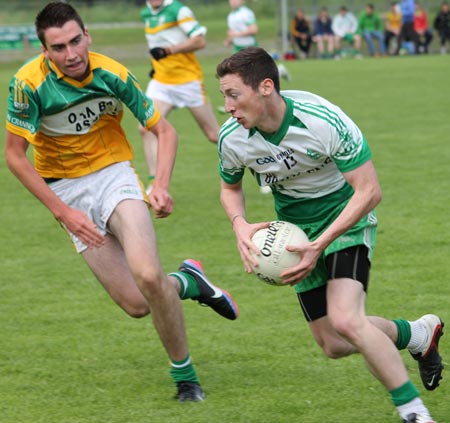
218, 90, 372, 224
227, 5, 257, 50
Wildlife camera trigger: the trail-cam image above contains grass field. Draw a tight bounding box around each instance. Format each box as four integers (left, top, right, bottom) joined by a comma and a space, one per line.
1, 15, 450, 423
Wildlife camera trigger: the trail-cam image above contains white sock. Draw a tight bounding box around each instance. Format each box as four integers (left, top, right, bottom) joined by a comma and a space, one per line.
407, 319, 428, 354
397, 397, 430, 420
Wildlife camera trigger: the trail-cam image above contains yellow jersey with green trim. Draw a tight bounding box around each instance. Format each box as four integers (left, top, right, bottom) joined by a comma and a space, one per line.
141, 0, 206, 84
6, 51, 160, 179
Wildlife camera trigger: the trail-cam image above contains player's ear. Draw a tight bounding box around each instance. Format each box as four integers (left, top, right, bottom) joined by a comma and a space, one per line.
41, 44, 48, 58
84, 27, 92, 46
260, 78, 274, 96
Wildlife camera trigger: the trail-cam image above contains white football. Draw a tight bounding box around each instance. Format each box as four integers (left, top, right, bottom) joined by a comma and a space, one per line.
250, 221, 309, 286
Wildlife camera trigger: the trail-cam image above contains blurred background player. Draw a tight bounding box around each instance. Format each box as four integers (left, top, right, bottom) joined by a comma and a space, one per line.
139, 0, 219, 193
224, 0, 258, 52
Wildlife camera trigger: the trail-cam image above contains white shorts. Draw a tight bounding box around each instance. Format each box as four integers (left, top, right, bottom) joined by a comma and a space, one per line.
145, 79, 207, 108
48, 161, 146, 253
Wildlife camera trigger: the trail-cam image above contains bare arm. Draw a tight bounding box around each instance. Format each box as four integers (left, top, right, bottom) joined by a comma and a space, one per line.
282, 160, 382, 284
4, 131, 104, 248
227, 23, 258, 39
169, 34, 206, 54
147, 117, 178, 218
220, 179, 269, 272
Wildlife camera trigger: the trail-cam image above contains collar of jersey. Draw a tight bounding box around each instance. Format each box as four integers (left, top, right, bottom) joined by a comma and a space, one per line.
46, 56, 94, 86
147, 0, 173, 14
251, 96, 305, 145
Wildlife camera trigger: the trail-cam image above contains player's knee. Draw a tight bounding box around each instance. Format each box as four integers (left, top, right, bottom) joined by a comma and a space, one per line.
329, 313, 364, 346
320, 338, 354, 359
135, 268, 166, 298
120, 299, 150, 318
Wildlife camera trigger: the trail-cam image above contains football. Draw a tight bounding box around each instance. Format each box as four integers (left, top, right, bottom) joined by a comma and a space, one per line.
250, 221, 309, 286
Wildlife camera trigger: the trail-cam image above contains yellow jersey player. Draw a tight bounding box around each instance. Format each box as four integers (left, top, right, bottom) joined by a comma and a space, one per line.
139, 0, 219, 193
5, 1, 238, 403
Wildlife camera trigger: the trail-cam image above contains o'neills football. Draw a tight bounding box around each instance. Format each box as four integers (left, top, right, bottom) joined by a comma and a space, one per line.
250, 221, 309, 286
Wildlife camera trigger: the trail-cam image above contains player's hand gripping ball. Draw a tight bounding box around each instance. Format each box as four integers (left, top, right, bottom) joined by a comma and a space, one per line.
250, 221, 309, 286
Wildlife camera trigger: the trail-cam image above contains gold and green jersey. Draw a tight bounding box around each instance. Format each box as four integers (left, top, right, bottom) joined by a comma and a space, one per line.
140, 0, 205, 84
6, 51, 160, 179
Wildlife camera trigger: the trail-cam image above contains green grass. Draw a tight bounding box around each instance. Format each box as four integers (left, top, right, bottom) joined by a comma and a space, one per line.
1, 22, 450, 423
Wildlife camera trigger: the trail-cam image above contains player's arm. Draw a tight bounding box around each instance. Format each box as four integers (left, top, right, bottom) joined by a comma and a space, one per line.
4, 131, 104, 248
150, 34, 206, 60
220, 179, 268, 272
283, 160, 381, 284
228, 23, 258, 39
146, 116, 178, 219
314, 159, 381, 250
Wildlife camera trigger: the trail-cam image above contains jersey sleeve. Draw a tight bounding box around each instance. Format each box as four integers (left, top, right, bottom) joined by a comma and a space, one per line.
6, 75, 41, 143
218, 120, 245, 184
326, 107, 372, 173
111, 66, 160, 130
178, 5, 207, 38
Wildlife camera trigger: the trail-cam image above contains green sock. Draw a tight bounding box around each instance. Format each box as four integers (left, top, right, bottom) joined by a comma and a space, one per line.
169, 272, 200, 300
169, 354, 199, 384
389, 380, 420, 406
393, 319, 411, 350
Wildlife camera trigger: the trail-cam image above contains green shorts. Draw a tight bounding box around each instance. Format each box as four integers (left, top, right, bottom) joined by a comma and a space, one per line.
293, 211, 377, 294
343, 33, 355, 44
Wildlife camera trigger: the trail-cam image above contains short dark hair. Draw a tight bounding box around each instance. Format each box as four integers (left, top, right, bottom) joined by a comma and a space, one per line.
35, 2, 85, 46
216, 47, 280, 93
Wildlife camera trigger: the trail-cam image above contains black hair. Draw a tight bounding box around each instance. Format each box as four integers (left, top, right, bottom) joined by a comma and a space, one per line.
216, 47, 280, 93
35, 2, 85, 46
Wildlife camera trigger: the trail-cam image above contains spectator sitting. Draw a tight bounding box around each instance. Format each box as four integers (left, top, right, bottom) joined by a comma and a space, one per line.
290, 8, 312, 59
414, 2, 433, 53
384, 2, 402, 54
358, 3, 386, 56
312, 6, 335, 58
434, 1, 450, 54
332, 6, 362, 57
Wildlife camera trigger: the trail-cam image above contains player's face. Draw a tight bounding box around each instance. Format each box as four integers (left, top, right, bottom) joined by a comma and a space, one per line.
220, 73, 266, 130
42, 20, 92, 82
229, 0, 243, 10
147, 0, 164, 9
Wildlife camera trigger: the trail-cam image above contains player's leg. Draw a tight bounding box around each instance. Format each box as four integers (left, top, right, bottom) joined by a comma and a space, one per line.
107, 199, 204, 401
327, 278, 436, 421
82, 234, 150, 317
327, 278, 410, 388
298, 284, 356, 358
189, 103, 220, 144
370, 314, 444, 392
108, 200, 187, 355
